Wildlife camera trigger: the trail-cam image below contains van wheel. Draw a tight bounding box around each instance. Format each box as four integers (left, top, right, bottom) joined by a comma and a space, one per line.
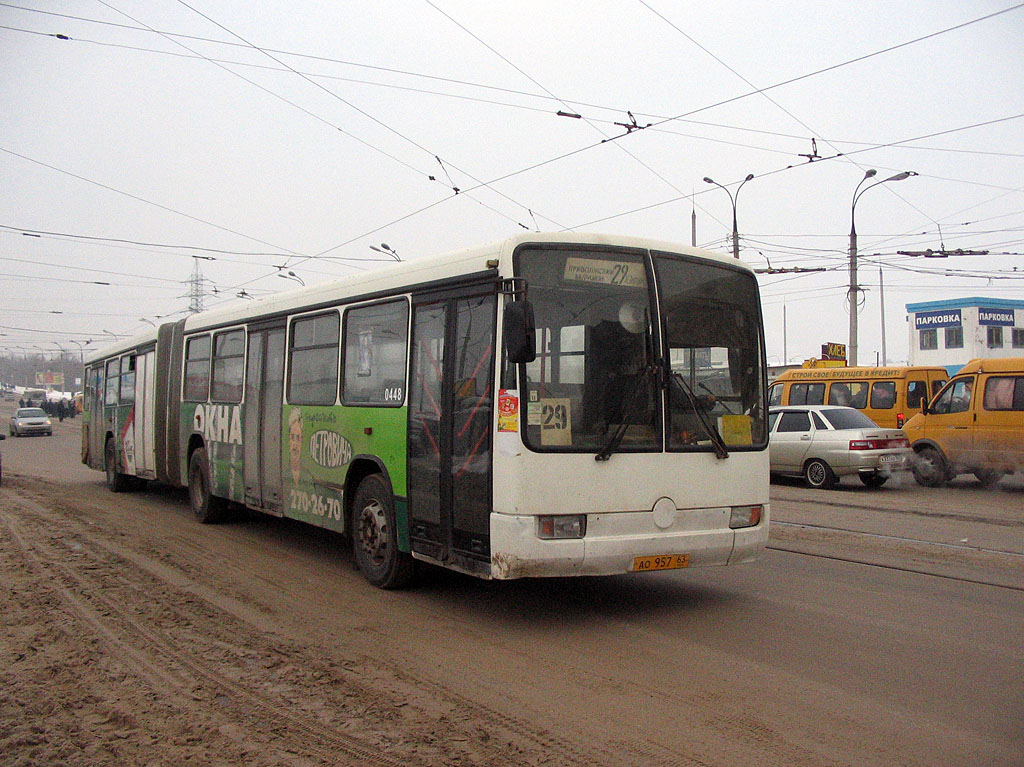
912, 446, 948, 487
859, 472, 888, 488
188, 447, 228, 523
104, 439, 129, 493
804, 459, 837, 489
974, 469, 1002, 487
352, 474, 415, 589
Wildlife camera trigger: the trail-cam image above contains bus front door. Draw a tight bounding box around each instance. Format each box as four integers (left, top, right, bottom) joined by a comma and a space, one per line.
408, 288, 496, 576
244, 325, 286, 513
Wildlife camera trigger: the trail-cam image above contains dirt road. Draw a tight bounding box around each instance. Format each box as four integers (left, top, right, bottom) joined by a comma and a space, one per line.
2, 413, 1022, 766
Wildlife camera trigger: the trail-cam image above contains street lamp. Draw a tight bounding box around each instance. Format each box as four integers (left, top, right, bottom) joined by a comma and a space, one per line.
848, 169, 915, 366
703, 173, 754, 259
278, 270, 305, 287
369, 243, 401, 262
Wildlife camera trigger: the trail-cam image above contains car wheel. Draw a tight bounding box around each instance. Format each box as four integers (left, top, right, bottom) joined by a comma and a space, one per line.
912, 446, 948, 488
188, 447, 228, 524
859, 472, 888, 488
804, 458, 837, 489
352, 474, 415, 590
104, 439, 129, 493
973, 469, 1002, 487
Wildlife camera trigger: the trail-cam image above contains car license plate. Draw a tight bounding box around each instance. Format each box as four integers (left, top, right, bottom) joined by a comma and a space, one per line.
632, 554, 691, 572
880, 454, 902, 464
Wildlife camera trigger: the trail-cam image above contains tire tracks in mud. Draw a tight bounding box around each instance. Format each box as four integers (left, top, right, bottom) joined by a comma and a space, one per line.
2, 477, 634, 767
2, 490, 415, 767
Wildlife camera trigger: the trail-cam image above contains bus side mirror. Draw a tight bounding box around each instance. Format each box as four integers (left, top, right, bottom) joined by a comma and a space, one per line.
504, 299, 536, 364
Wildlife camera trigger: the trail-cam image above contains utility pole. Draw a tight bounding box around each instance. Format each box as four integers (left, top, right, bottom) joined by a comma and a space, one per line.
879, 267, 886, 366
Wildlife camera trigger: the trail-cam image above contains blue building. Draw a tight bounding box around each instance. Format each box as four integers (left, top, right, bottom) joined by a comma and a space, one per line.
906, 297, 1024, 374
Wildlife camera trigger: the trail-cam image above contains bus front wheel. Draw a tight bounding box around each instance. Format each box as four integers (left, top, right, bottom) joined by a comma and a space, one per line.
912, 447, 948, 488
188, 447, 228, 524
352, 474, 415, 590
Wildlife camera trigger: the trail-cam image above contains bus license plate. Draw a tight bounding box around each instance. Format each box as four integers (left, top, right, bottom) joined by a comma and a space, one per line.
633, 554, 691, 572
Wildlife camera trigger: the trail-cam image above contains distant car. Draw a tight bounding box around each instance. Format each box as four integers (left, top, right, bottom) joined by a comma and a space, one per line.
768, 405, 912, 488
9, 407, 53, 437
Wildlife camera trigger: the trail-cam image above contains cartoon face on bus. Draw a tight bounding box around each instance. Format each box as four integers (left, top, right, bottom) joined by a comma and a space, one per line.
288, 407, 303, 486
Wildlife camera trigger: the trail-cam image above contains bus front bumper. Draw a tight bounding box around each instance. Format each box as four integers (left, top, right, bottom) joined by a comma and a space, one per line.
488, 506, 769, 580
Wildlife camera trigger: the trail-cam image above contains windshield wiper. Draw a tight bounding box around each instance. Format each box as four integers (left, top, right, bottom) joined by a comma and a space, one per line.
670, 372, 729, 459
595, 366, 655, 462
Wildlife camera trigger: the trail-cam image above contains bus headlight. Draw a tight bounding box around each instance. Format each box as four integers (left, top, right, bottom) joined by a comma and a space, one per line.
729, 505, 762, 529
537, 515, 587, 539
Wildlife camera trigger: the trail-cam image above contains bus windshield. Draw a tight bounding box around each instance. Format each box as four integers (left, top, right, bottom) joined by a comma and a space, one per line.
515, 246, 766, 454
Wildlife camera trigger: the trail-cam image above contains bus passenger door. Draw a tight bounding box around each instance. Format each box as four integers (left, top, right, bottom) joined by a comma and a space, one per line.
86, 366, 105, 468
408, 288, 496, 575
244, 325, 286, 513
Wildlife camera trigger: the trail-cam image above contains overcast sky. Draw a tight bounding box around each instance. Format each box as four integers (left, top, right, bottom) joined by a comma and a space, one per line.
2, 0, 1022, 368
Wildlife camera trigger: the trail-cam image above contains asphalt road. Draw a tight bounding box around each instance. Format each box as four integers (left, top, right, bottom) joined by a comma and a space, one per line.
1, 407, 1022, 766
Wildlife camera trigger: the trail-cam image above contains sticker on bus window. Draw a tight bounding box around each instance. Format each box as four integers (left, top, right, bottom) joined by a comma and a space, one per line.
719, 414, 752, 446
564, 257, 647, 288
539, 398, 572, 446
498, 389, 519, 432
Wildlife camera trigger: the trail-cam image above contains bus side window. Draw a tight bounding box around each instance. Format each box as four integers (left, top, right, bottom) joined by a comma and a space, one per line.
983, 376, 1021, 411
290, 312, 340, 406
907, 380, 927, 409
790, 383, 823, 405
211, 329, 245, 403
105, 358, 120, 405
119, 355, 136, 403
342, 300, 409, 406
767, 382, 782, 406
870, 381, 896, 409
184, 335, 212, 402
827, 383, 851, 406
847, 382, 868, 409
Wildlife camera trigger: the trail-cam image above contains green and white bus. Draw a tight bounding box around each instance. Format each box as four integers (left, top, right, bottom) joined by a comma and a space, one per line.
83, 233, 770, 588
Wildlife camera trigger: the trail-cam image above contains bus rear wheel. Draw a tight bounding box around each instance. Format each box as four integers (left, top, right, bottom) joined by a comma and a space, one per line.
105, 438, 129, 493
352, 474, 414, 590
188, 447, 228, 524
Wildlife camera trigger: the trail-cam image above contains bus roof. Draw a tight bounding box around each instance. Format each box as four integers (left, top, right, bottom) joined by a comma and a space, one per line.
85, 232, 750, 365
774, 365, 948, 381
954, 357, 1024, 375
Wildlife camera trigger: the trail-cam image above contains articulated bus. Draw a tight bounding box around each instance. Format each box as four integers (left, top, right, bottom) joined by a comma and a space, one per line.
83, 233, 770, 588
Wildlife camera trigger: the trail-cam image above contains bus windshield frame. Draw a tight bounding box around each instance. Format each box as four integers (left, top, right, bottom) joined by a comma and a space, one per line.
513, 244, 767, 456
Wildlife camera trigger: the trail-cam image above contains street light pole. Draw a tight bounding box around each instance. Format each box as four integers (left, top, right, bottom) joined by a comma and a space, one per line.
703, 174, 754, 258
848, 169, 914, 366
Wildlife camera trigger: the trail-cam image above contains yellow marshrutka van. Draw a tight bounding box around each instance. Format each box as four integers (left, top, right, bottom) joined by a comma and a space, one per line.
903, 357, 1024, 486
768, 366, 949, 429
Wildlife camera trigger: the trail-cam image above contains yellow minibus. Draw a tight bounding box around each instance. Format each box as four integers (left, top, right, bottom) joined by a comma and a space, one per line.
768, 366, 948, 428
903, 357, 1024, 486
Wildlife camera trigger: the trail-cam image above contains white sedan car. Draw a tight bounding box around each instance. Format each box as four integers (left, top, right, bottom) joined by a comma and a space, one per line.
768, 405, 912, 489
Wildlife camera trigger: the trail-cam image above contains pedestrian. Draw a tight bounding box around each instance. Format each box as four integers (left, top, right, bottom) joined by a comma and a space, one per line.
19, 397, 25, 408
57, 398, 66, 422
